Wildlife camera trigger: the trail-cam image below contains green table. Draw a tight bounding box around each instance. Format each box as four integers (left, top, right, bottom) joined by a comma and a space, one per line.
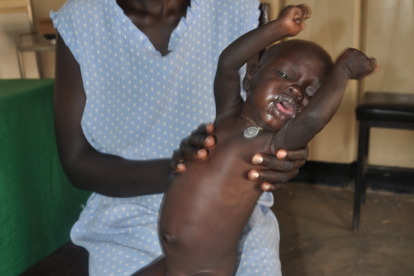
0, 79, 91, 276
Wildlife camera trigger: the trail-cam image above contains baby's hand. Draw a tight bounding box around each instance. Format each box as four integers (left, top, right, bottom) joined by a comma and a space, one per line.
337, 48, 378, 80
278, 4, 312, 37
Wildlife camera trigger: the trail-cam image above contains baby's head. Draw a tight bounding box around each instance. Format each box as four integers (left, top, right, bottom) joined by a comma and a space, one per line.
242, 39, 333, 131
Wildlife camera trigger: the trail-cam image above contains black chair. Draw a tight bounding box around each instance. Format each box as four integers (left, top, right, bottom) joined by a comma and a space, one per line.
353, 92, 414, 231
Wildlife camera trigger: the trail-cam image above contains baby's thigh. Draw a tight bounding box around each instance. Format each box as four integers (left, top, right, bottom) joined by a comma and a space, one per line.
161, 226, 238, 275
164, 254, 237, 276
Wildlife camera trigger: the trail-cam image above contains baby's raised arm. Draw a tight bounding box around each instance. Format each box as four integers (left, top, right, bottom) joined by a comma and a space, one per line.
214, 5, 311, 118
273, 49, 378, 152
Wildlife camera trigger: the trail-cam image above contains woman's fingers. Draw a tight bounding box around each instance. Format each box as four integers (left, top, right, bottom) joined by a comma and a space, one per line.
252, 147, 308, 163
188, 122, 216, 149
170, 160, 187, 173
276, 146, 309, 161
249, 146, 308, 191
171, 122, 216, 176
248, 168, 297, 192
252, 153, 306, 172
172, 122, 215, 160
248, 168, 300, 184
169, 160, 187, 179
261, 182, 283, 192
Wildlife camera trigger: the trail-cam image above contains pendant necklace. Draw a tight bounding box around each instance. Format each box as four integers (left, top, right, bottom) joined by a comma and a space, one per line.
241, 114, 263, 139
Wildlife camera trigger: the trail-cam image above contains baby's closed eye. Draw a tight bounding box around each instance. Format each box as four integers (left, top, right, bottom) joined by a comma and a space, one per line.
276, 70, 290, 80
305, 86, 317, 98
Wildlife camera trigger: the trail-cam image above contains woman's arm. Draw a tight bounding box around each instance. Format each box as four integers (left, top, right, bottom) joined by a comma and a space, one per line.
55, 32, 304, 195
55, 32, 186, 197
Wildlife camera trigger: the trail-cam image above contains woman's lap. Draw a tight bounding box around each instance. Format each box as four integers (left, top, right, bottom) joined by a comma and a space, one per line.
72, 193, 281, 276
236, 205, 281, 276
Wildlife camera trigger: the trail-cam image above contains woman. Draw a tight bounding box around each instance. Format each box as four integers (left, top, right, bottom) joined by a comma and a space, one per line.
52, 0, 308, 275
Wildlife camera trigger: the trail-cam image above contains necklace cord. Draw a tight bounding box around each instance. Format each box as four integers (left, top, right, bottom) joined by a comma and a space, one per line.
241, 114, 263, 130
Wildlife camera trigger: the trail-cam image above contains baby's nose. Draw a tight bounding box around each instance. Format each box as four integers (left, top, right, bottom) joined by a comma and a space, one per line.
288, 85, 304, 102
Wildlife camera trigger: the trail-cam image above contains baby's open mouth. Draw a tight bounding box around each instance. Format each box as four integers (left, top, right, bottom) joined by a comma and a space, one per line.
276, 101, 295, 115
267, 94, 300, 119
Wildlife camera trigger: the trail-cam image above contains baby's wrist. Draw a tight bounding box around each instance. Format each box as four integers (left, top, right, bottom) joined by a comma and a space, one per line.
335, 61, 353, 79
271, 19, 292, 39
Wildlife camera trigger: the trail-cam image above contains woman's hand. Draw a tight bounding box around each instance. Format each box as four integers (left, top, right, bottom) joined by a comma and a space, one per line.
171, 122, 308, 192
171, 122, 216, 173
248, 146, 309, 192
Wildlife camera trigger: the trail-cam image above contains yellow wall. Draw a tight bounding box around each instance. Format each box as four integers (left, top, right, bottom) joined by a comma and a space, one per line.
363, 0, 414, 168
284, 0, 362, 164
31, 0, 66, 78
282, 0, 414, 168
0, 0, 65, 78
0, 8, 37, 78
1, 0, 413, 168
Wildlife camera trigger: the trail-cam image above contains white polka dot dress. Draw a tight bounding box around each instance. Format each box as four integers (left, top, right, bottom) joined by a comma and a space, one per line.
51, 0, 281, 275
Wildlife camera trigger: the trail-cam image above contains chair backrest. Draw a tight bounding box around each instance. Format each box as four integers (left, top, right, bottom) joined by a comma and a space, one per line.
0, 0, 34, 31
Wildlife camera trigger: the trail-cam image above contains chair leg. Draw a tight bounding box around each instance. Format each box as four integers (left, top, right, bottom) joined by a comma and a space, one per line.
15, 34, 25, 78
34, 51, 44, 78
16, 50, 25, 78
361, 126, 370, 204
353, 123, 369, 231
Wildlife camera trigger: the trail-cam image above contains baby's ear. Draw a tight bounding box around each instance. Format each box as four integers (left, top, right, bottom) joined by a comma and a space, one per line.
243, 62, 258, 93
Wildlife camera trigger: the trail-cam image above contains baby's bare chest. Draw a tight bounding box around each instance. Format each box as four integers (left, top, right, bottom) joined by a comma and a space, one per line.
172, 129, 274, 207
203, 130, 272, 175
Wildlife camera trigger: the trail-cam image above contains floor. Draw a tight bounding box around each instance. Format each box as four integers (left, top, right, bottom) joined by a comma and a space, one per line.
271, 183, 414, 276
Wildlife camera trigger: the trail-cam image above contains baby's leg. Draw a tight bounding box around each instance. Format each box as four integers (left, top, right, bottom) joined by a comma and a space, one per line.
133, 256, 165, 276
162, 243, 237, 276
133, 254, 236, 276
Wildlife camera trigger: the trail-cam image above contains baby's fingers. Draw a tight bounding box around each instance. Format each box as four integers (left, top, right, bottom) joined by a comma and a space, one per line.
294, 4, 312, 22
358, 57, 378, 79
370, 58, 379, 73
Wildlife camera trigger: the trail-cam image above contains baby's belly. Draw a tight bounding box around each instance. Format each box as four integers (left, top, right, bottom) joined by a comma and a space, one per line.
159, 145, 262, 274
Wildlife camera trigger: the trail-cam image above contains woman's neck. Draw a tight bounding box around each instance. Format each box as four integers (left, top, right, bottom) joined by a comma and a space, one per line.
116, 0, 190, 17
116, 0, 191, 56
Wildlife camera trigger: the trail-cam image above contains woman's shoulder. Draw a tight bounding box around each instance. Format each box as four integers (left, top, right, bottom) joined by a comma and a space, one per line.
55, 0, 103, 16
209, 0, 260, 34
209, 0, 259, 14
52, 0, 112, 31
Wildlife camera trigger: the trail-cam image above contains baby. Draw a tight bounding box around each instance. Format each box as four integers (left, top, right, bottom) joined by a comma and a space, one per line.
134, 4, 377, 276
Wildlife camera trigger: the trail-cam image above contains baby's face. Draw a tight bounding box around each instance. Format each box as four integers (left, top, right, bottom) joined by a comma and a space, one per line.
243, 45, 330, 131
